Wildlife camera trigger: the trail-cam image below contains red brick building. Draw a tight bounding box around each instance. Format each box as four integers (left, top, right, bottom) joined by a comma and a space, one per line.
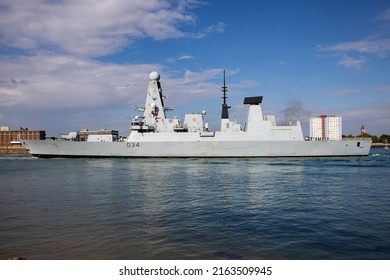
0, 126, 46, 154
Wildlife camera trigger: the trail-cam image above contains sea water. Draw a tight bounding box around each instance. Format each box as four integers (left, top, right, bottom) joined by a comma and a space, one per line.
1, 149, 389, 259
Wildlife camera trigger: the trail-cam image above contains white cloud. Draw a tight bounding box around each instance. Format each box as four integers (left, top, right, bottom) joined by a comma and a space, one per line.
178, 55, 195, 61
328, 88, 360, 96
182, 68, 224, 83
0, 0, 201, 57
317, 7, 390, 70
338, 102, 390, 135
272, 60, 286, 66
317, 37, 390, 69
192, 22, 226, 39
0, 54, 229, 112
162, 68, 224, 104
0, 0, 231, 134
166, 55, 195, 63
337, 55, 366, 70
203, 21, 226, 35
318, 38, 390, 57
0, 53, 159, 109
0, 52, 236, 134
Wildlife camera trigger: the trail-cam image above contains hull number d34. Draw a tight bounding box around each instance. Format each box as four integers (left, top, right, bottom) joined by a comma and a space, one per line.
127, 142, 140, 148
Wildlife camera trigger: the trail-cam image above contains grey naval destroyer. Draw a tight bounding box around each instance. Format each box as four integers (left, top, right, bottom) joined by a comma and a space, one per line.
22, 71, 371, 158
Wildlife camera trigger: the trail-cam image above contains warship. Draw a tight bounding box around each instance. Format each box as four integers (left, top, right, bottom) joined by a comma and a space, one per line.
22, 71, 371, 158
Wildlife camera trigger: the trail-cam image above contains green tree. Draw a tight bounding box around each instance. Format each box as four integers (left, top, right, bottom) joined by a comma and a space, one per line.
379, 134, 390, 143
360, 133, 380, 143
371, 135, 379, 143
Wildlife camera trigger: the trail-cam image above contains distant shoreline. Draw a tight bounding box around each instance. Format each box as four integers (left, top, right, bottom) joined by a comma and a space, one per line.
371, 143, 390, 148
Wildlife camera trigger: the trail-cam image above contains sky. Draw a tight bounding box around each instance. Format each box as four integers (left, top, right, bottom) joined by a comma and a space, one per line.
0, 0, 389, 137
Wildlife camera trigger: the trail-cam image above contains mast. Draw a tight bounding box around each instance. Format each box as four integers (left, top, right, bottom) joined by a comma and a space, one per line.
221, 69, 230, 119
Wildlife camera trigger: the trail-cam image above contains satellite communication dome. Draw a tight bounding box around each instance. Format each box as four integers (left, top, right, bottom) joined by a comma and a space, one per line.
149, 71, 160, 81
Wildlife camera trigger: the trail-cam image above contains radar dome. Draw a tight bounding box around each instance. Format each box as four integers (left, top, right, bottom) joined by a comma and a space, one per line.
149, 71, 160, 81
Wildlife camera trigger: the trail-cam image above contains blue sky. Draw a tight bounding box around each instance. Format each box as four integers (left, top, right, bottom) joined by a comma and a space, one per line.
0, 0, 389, 136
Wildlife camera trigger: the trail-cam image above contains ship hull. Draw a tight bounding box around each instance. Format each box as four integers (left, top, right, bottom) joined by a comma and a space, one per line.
22, 136, 371, 158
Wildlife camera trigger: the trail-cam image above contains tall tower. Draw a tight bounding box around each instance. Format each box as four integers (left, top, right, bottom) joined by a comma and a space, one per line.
143, 71, 166, 127
220, 70, 233, 132
221, 69, 231, 120
310, 115, 342, 140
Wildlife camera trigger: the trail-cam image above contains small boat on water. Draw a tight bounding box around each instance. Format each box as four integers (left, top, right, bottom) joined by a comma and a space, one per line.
22, 71, 371, 158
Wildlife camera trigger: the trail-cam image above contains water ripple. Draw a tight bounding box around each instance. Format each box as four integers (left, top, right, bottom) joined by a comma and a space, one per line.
1, 149, 389, 259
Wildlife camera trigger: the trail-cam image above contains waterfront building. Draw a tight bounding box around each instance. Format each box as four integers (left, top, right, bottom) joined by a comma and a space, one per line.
0, 126, 46, 154
309, 115, 342, 140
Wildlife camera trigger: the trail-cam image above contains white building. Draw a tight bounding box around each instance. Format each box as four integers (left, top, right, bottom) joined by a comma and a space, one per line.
310, 115, 342, 140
